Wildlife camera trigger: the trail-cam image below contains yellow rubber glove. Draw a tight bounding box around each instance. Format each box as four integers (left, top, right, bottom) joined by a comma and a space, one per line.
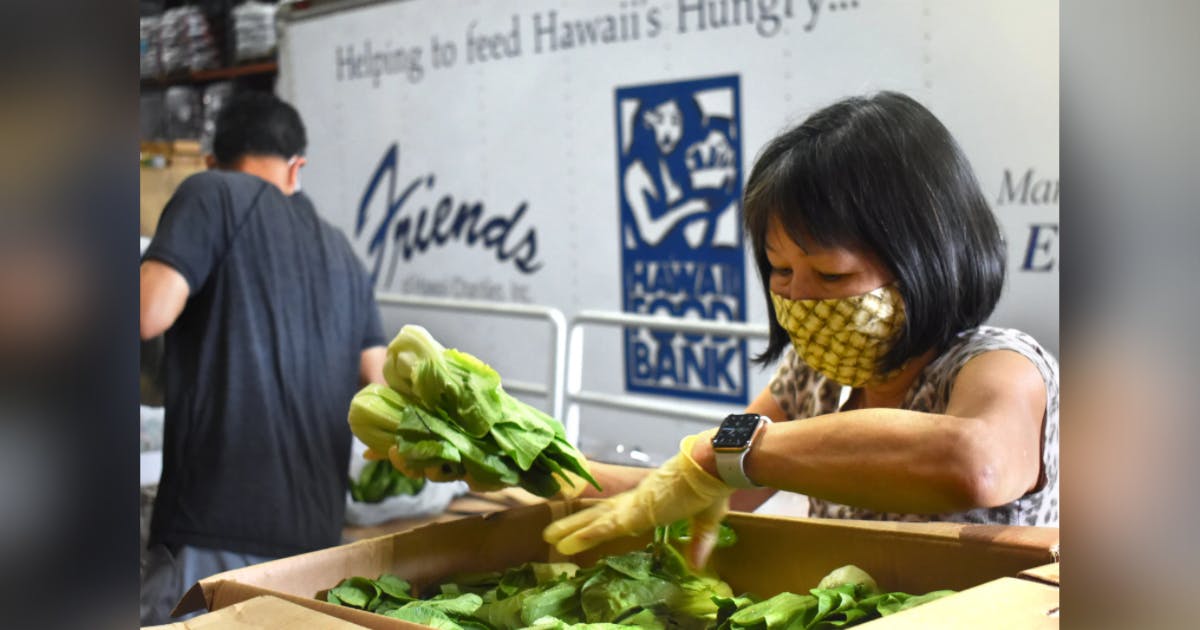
542, 431, 731, 568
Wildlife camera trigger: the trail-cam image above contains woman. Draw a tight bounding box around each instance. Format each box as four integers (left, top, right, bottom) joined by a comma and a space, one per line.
544, 92, 1059, 567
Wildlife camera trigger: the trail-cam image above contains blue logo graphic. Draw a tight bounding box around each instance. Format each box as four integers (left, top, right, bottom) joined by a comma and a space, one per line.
615, 75, 747, 404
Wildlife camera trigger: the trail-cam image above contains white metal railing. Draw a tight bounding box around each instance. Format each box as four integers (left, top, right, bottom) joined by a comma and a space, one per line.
565, 310, 770, 445
374, 293, 568, 422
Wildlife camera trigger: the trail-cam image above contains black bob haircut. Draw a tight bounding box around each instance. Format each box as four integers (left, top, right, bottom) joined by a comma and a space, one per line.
211, 92, 307, 166
744, 91, 1006, 372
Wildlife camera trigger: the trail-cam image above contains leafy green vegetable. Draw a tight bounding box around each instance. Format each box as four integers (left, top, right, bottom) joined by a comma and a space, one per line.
526, 617, 650, 629
477, 579, 583, 628
349, 325, 601, 497
567, 532, 731, 628
419, 593, 486, 616
325, 573, 415, 612
375, 574, 416, 601
382, 605, 467, 629
323, 526, 955, 630
663, 520, 739, 549
861, 589, 955, 616
815, 565, 878, 595
350, 459, 426, 503
716, 565, 954, 630
326, 577, 483, 629
726, 591, 818, 628
495, 562, 580, 600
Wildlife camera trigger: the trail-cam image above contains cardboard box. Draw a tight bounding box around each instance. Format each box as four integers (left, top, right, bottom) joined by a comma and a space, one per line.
176, 501, 1059, 629
146, 594, 369, 629
861, 576, 1059, 629
140, 140, 207, 237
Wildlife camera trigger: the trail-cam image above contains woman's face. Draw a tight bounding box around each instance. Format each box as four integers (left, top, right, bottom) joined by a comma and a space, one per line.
764, 215, 894, 300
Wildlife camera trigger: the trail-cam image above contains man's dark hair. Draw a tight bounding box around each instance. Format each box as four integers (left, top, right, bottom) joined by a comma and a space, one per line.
744, 91, 1006, 371
211, 92, 307, 166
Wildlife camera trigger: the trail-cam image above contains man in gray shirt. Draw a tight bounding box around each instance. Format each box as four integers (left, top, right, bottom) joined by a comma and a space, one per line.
139, 92, 387, 624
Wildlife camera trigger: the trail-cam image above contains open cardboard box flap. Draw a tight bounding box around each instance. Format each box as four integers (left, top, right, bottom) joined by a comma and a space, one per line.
1018, 561, 1061, 586
147, 594, 369, 629
176, 500, 1059, 629
859, 577, 1059, 629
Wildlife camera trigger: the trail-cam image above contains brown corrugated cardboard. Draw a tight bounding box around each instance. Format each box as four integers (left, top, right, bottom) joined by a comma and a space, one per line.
140, 140, 207, 236
1019, 562, 1061, 586
176, 501, 1059, 629
145, 594, 369, 629
862, 578, 1059, 628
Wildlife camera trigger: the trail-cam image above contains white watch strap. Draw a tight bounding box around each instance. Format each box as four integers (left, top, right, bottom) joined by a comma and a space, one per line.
714, 449, 759, 489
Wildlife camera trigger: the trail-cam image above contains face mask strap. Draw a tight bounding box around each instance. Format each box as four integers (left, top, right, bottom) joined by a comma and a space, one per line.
287, 156, 302, 192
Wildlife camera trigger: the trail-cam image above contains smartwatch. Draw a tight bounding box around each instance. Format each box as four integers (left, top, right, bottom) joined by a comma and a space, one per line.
711, 413, 771, 488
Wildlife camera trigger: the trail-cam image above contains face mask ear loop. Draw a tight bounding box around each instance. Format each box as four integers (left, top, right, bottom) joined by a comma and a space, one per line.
287, 156, 302, 193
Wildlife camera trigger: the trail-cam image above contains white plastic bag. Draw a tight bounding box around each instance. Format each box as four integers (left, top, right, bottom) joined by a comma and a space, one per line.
232, 1, 278, 63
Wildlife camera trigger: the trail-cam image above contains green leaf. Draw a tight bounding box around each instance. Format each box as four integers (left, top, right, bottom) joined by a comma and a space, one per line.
580, 569, 679, 624
488, 561, 581, 602
713, 594, 758, 627
664, 520, 739, 549
440, 570, 504, 596
328, 581, 373, 610
532, 563, 580, 583
525, 617, 637, 629
614, 607, 667, 628
374, 574, 415, 601
421, 593, 484, 616
517, 463, 564, 499
878, 589, 955, 616
728, 592, 818, 628
383, 605, 465, 629
351, 460, 428, 503
411, 348, 501, 438
520, 581, 581, 626
543, 436, 602, 490
490, 418, 555, 471
396, 438, 463, 464
454, 618, 495, 630
414, 407, 521, 486
374, 600, 401, 615
346, 576, 383, 611
389, 470, 426, 496
475, 591, 525, 628
599, 552, 653, 581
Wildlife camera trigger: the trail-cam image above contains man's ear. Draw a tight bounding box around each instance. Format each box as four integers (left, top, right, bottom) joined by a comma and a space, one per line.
205, 154, 218, 169
287, 156, 307, 192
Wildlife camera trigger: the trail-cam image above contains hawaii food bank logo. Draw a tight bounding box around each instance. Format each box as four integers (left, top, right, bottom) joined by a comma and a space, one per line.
615, 75, 747, 404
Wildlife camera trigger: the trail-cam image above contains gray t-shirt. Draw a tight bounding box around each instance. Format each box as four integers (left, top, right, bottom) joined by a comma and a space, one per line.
144, 171, 386, 557
767, 326, 1059, 526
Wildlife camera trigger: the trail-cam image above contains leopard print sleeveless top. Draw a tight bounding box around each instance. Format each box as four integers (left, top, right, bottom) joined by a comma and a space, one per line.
767, 326, 1059, 526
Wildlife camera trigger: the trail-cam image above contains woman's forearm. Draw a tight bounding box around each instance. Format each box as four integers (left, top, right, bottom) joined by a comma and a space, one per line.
694, 409, 994, 514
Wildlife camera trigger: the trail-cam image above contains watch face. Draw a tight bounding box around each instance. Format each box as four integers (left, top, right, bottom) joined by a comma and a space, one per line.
712, 414, 763, 449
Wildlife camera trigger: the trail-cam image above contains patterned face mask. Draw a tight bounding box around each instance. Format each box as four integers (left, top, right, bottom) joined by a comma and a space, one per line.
770, 284, 907, 387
